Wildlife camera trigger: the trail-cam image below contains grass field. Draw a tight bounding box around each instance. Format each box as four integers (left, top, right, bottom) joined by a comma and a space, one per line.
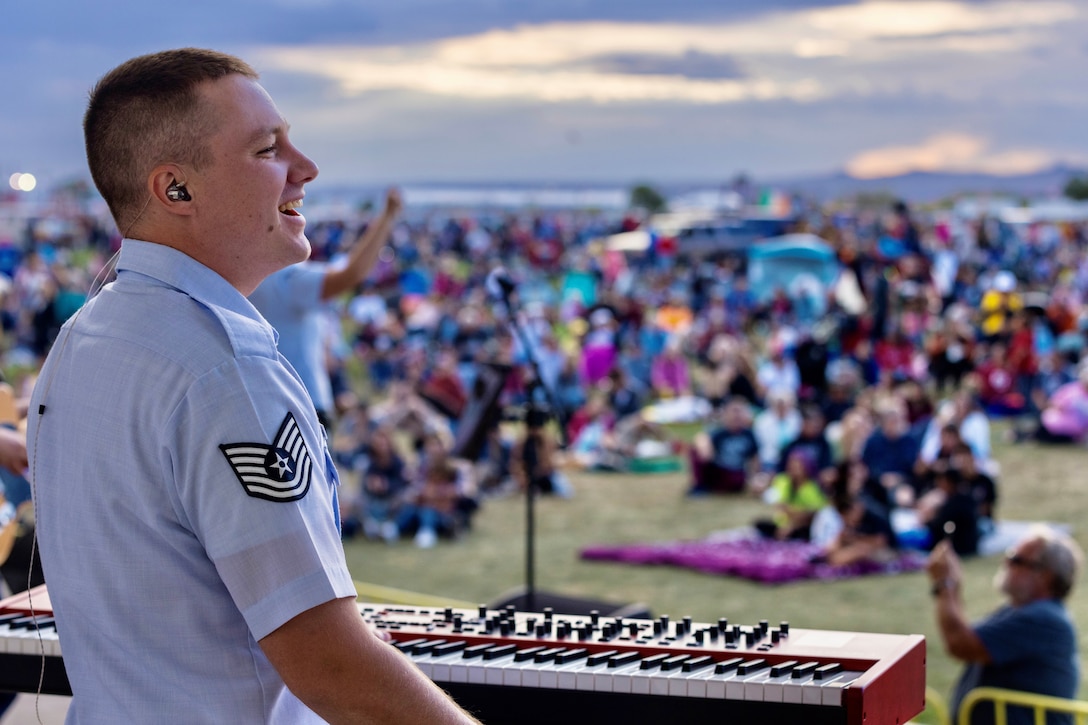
341, 424, 1088, 723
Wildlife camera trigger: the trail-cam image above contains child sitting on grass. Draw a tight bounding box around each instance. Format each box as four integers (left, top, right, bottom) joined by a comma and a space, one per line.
389, 460, 463, 548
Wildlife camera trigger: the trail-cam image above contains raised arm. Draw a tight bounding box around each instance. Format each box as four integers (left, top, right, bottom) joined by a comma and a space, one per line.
927, 539, 991, 663
321, 187, 403, 301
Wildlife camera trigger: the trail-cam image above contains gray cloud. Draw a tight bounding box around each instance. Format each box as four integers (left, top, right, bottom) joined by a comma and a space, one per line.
3, 0, 1087, 191
588, 50, 746, 80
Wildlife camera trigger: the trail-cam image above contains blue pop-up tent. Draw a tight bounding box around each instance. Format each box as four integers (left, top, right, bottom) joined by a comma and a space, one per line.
746, 234, 841, 320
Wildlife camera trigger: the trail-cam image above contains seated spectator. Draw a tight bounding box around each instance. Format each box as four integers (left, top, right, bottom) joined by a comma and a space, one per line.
752, 389, 802, 473
606, 366, 645, 421
554, 350, 588, 421
756, 339, 800, 402
615, 336, 654, 397
820, 493, 897, 567
416, 346, 469, 423
924, 317, 976, 395
511, 406, 572, 497
1036, 362, 1088, 444
873, 323, 915, 384
567, 392, 621, 471
819, 360, 862, 423
949, 441, 997, 537
829, 395, 877, 464
975, 341, 1027, 417
776, 405, 837, 489
700, 337, 763, 408
810, 459, 871, 547
860, 400, 922, 509
928, 526, 1082, 725
410, 431, 480, 533
580, 307, 619, 386
977, 269, 1022, 341
390, 460, 464, 548
1022, 350, 1076, 441
754, 450, 827, 541
688, 398, 759, 495
353, 426, 411, 541
916, 464, 981, 556
919, 388, 993, 471
650, 335, 692, 399
897, 378, 934, 431
369, 379, 454, 450
915, 422, 965, 483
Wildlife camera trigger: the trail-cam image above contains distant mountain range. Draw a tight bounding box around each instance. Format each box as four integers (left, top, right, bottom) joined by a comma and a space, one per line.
316, 165, 1088, 212
743, 164, 1088, 205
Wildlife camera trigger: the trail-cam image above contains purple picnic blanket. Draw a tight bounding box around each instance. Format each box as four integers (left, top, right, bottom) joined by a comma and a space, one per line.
580, 532, 927, 584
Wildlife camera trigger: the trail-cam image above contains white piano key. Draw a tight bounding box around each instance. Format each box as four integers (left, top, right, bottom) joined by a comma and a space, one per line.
820, 671, 863, 706
606, 660, 646, 694
802, 677, 826, 706
684, 666, 719, 698
665, 667, 697, 697
706, 663, 749, 700
554, 660, 592, 690
19, 632, 46, 655
726, 660, 767, 701
574, 651, 618, 691
520, 648, 567, 688
754, 661, 800, 703
536, 659, 564, 689
411, 648, 459, 680
502, 647, 556, 687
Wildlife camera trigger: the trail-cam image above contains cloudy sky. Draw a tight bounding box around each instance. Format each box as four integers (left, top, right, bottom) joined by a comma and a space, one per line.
4, 0, 1088, 195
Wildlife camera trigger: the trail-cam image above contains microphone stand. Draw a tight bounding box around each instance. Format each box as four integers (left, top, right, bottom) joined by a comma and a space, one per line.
495, 284, 568, 613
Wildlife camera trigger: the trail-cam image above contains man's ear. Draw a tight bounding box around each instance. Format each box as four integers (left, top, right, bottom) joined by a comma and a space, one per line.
150, 165, 194, 211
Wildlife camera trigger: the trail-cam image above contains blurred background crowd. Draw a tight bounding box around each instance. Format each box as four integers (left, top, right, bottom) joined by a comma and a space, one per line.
3, 187, 1088, 556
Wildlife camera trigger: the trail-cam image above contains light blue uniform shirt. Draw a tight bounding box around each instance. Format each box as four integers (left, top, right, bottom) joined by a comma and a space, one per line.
248, 263, 334, 415
28, 240, 356, 723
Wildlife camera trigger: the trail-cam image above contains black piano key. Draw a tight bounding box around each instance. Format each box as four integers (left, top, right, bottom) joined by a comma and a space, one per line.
10, 616, 55, 631
483, 644, 518, 660
514, 646, 548, 662
394, 638, 430, 652
410, 639, 449, 655
533, 647, 567, 663
462, 644, 494, 659
640, 653, 670, 670
770, 660, 799, 677
792, 661, 820, 679
737, 658, 767, 675
509, 644, 544, 661
555, 648, 589, 664
586, 650, 619, 666
715, 657, 744, 674
432, 641, 467, 656
682, 656, 714, 672
662, 655, 692, 672
608, 651, 641, 668
814, 662, 843, 680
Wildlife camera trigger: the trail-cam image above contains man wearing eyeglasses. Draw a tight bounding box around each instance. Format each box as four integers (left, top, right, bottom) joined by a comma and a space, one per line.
927, 526, 1083, 725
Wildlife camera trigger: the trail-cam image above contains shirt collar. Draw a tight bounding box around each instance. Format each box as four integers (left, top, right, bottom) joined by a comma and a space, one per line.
115, 239, 279, 348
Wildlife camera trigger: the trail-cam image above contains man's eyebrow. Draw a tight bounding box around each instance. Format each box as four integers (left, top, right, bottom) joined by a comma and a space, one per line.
246, 122, 290, 145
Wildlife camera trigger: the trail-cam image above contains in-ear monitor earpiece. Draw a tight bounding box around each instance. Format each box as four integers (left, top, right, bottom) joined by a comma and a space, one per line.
166, 181, 191, 202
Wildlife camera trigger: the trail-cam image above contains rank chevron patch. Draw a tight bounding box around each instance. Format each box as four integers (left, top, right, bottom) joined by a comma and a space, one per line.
220, 412, 313, 502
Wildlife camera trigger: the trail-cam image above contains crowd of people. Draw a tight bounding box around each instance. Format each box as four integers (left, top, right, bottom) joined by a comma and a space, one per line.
5, 182, 1088, 560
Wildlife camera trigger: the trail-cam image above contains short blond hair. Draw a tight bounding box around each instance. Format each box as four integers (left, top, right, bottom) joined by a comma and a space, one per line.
84, 48, 257, 231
